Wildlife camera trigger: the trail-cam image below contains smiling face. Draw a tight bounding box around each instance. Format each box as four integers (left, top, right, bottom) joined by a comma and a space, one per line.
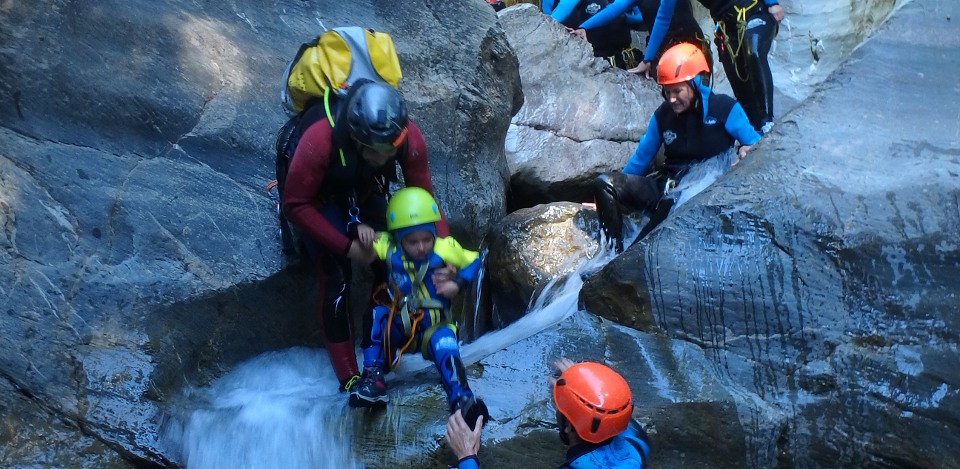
400, 230, 435, 261
662, 82, 696, 115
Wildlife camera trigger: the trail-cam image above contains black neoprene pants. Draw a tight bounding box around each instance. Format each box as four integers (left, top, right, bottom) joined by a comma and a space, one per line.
715, 9, 778, 131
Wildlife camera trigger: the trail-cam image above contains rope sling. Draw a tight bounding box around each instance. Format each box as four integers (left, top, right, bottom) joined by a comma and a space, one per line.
715, 0, 758, 83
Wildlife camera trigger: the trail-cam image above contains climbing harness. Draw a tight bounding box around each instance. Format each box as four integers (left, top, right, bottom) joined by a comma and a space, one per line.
382, 258, 447, 369
714, 0, 758, 82
604, 47, 640, 70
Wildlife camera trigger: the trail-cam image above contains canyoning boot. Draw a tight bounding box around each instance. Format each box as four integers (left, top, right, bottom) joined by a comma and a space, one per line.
594, 174, 624, 253
451, 394, 490, 431
349, 366, 389, 408
339, 373, 361, 393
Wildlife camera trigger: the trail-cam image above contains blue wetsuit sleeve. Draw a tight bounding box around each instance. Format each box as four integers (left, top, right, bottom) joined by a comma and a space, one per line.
433, 236, 481, 285
623, 115, 662, 176
625, 6, 643, 27
763, 0, 779, 5
550, 0, 579, 23
642, 0, 677, 62
578, 0, 635, 29
542, 0, 555, 15
724, 103, 761, 146
457, 257, 481, 286
457, 456, 479, 469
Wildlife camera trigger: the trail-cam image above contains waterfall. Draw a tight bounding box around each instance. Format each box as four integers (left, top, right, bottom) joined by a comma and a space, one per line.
163, 348, 360, 469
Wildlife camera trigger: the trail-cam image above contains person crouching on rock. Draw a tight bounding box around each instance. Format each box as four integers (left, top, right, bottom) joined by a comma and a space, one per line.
595, 42, 760, 252
349, 187, 489, 424
447, 359, 651, 469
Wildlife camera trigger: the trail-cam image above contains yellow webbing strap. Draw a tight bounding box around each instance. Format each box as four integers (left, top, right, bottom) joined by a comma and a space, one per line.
420, 321, 457, 360
717, 0, 758, 83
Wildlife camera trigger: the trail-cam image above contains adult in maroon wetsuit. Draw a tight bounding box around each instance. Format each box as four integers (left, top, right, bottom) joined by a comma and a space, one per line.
283, 81, 450, 392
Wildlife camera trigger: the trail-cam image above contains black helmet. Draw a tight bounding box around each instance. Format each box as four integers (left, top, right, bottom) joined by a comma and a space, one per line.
346, 82, 408, 153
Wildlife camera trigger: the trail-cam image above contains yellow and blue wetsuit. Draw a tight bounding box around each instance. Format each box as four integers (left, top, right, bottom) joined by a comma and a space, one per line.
362, 234, 481, 409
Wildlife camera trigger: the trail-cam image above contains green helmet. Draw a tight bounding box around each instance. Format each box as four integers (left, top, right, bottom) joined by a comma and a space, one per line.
386, 187, 441, 232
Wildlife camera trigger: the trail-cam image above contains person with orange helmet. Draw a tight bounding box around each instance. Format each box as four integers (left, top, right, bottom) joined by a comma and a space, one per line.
446, 359, 651, 469
569, 0, 785, 133
594, 42, 760, 251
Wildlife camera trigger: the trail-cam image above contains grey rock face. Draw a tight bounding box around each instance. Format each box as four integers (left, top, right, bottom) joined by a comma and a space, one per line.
583, 0, 960, 466
0, 0, 519, 465
499, 4, 659, 208
484, 202, 601, 327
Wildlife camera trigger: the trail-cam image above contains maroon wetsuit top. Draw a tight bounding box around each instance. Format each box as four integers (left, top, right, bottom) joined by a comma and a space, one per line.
284, 119, 450, 256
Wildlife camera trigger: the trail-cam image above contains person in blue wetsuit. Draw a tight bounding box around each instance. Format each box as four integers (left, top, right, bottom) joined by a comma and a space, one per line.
572, 0, 711, 78
594, 42, 760, 251
350, 187, 489, 424
549, 0, 643, 69
447, 359, 651, 469
583, 0, 784, 132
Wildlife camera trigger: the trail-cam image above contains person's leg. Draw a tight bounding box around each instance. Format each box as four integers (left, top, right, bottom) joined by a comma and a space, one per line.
595, 173, 662, 252
715, 15, 761, 128
426, 325, 471, 407
745, 11, 778, 133
595, 174, 625, 252
351, 304, 402, 407
360, 305, 393, 370
424, 324, 489, 427
301, 202, 360, 391
358, 194, 389, 351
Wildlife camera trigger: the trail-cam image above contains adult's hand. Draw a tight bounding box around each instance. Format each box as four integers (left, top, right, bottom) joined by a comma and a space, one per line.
447, 410, 483, 460
768, 4, 785, 23
627, 61, 653, 79
570, 27, 588, 40
355, 223, 376, 247
433, 264, 459, 283
733, 144, 753, 166
549, 357, 577, 387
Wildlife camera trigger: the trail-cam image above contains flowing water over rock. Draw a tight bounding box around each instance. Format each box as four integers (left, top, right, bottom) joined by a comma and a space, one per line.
163, 348, 359, 469
161, 164, 737, 467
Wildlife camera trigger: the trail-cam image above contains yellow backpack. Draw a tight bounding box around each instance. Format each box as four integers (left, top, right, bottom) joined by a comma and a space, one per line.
281, 27, 402, 115
270, 27, 403, 255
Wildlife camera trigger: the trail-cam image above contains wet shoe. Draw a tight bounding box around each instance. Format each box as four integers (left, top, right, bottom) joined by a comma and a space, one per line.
451, 394, 490, 430
349, 367, 389, 408
339, 374, 361, 393
594, 174, 624, 253
760, 121, 774, 135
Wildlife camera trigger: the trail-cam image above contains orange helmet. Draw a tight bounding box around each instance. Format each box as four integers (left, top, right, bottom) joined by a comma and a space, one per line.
553, 362, 633, 443
657, 42, 710, 85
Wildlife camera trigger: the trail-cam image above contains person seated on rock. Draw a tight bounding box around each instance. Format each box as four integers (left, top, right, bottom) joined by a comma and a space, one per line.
349, 187, 489, 423
595, 42, 760, 252
549, 0, 644, 69
447, 358, 651, 469
566, 0, 712, 78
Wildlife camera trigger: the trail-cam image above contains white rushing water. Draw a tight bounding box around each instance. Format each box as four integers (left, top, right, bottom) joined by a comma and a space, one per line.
166, 162, 732, 468
164, 347, 361, 469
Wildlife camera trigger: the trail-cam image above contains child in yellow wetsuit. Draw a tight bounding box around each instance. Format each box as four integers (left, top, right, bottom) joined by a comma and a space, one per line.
349, 187, 488, 427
